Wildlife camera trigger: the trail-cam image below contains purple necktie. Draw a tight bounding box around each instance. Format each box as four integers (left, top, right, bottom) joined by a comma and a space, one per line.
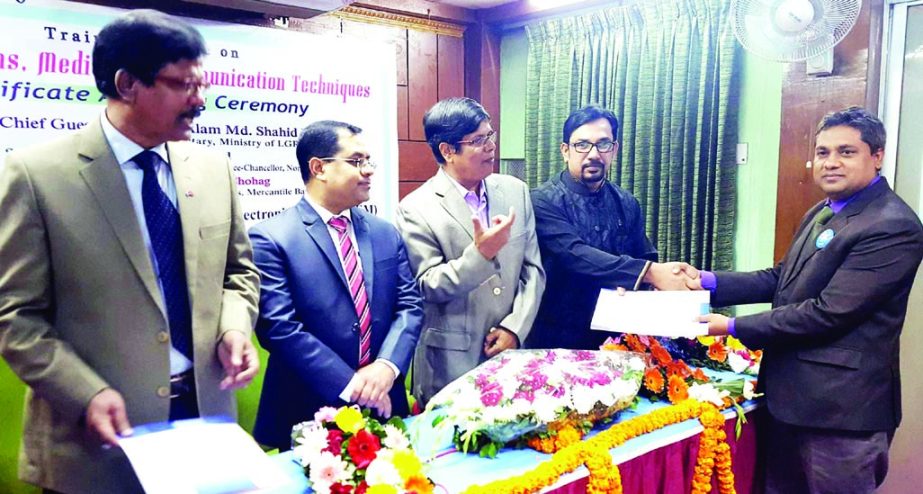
328, 216, 372, 366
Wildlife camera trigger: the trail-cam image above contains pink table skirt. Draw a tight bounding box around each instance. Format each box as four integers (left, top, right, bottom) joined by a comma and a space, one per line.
549, 409, 761, 494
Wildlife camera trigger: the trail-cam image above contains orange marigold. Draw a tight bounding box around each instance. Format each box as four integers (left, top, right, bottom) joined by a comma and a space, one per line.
624, 334, 646, 353
708, 342, 728, 363
667, 374, 689, 404
405, 474, 435, 494
651, 345, 673, 366
666, 359, 692, 379
643, 368, 665, 394
691, 368, 709, 383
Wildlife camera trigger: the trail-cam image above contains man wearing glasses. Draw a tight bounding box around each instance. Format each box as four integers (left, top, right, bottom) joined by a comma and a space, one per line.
248, 120, 423, 450
396, 97, 545, 405
526, 105, 688, 350
0, 10, 260, 493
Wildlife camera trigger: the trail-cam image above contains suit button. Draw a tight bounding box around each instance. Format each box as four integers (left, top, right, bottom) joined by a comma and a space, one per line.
156, 331, 170, 343
492, 287, 502, 296
352, 323, 359, 333
156, 386, 170, 398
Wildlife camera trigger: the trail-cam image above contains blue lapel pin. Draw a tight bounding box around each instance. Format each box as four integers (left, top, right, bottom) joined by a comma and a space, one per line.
816, 229, 835, 249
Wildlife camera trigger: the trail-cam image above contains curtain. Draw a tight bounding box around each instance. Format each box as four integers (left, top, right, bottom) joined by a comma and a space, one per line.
524, 0, 740, 271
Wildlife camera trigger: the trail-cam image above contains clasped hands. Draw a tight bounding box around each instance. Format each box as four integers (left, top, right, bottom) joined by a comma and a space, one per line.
349, 361, 397, 418
638, 261, 729, 336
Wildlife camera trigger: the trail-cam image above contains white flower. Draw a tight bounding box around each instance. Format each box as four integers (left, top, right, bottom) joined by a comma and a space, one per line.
308, 451, 349, 491
688, 383, 730, 407
571, 386, 598, 414
293, 424, 331, 467
365, 454, 403, 486
531, 394, 560, 424
743, 380, 756, 400
382, 424, 410, 451
727, 352, 750, 374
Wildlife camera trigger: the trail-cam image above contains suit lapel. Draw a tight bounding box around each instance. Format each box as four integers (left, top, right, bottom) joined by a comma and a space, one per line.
352, 209, 375, 301
298, 199, 350, 291
168, 142, 202, 308
433, 170, 475, 240
779, 203, 825, 291
77, 120, 163, 309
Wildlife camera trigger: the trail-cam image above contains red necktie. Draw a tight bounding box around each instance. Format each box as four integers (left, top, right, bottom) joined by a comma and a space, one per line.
328, 216, 372, 366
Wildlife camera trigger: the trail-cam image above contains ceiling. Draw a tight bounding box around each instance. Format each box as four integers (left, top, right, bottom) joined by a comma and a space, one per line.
431, 0, 521, 9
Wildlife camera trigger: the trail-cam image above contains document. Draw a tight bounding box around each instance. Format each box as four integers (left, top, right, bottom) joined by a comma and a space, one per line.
118, 417, 293, 494
590, 289, 710, 338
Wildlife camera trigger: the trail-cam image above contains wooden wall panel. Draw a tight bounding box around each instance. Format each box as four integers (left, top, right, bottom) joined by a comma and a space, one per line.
407, 30, 439, 142
399, 141, 437, 181
397, 85, 410, 141
437, 35, 465, 100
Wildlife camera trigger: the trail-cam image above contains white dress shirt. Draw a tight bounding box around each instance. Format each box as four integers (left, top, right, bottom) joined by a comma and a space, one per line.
302, 194, 398, 401
100, 113, 193, 375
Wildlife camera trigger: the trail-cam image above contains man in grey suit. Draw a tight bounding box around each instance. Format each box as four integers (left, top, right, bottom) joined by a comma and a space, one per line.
0, 11, 260, 493
396, 97, 545, 405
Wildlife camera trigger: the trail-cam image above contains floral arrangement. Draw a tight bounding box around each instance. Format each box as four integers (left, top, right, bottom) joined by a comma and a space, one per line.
666, 335, 762, 376
424, 349, 646, 457
291, 405, 434, 494
461, 400, 736, 494
602, 335, 757, 408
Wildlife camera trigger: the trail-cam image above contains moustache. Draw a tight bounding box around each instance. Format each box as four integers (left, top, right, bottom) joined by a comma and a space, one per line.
582, 161, 606, 170
181, 106, 205, 120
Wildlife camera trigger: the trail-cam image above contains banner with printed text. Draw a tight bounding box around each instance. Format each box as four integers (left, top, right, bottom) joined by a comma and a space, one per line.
0, 0, 398, 224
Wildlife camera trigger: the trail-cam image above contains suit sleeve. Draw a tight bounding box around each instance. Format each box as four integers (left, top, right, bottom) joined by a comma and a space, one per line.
712, 265, 782, 307
249, 228, 354, 402
216, 158, 260, 342
372, 228, 424, 373
0, 155, 108, 422
734, 217, 923, 349
531, 188, 654, 289
395, 202, 498, 304
499, 186, 546, 341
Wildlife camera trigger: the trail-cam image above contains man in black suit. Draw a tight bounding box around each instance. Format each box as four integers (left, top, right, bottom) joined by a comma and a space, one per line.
691, 107, 923, 493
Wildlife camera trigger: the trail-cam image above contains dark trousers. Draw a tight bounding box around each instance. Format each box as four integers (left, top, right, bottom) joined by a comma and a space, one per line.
763, 415, 893, 494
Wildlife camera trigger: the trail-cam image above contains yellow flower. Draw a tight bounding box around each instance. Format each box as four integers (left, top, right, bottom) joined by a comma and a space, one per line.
697, 335, 716, 346
367, 485, 398, 494
725, 336, 746, 351
392, 448, 424, 479
334, 406, 365, 434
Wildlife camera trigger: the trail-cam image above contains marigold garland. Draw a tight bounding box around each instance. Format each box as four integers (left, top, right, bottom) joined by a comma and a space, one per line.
460, 400, 737, 494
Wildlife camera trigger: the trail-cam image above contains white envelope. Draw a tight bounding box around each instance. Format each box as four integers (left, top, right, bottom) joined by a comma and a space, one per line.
590, 289, 710, 338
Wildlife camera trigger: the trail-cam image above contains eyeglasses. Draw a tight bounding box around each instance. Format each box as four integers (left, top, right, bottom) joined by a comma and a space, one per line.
155, 75, 211, 95
569, 139, 616, 154
319, 157, 377, 170
457, 131, 496, 148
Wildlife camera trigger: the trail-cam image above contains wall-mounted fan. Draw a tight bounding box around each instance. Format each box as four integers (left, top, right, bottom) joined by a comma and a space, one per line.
731, 0, 862, 66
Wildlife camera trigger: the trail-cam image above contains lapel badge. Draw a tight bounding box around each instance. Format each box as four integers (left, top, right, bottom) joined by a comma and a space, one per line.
816, 229, 835, 249
185, 190, 194, 198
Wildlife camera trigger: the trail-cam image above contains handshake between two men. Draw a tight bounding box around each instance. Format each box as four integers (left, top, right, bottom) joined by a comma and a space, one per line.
637, 261, 730, 337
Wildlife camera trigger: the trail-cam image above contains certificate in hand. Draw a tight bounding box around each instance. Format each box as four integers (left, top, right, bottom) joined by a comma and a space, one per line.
118, 417, 293, 494
590, 289, 710, 338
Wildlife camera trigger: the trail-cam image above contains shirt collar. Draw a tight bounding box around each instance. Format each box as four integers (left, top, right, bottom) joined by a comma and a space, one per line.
99, 112, 169, 167
559, 170, 607, 196
440, 167, 487, 202
303, 193, 352, 225
828, 175, 882, 214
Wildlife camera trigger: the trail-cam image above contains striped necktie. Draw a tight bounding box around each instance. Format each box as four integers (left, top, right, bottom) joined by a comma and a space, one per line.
328, 216, 372, 366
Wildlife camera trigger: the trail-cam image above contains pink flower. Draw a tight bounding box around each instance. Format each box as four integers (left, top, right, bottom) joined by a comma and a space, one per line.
308, 451, 349, 490
324, 429, 344, 455
314, 406, 338, 423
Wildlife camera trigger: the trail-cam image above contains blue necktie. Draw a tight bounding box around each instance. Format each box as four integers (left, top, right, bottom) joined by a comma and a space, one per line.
134, 150, 193, 361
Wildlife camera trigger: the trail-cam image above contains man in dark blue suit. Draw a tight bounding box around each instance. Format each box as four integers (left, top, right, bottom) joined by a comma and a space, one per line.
694, 107, 923, 493
249, 120, 424, 450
